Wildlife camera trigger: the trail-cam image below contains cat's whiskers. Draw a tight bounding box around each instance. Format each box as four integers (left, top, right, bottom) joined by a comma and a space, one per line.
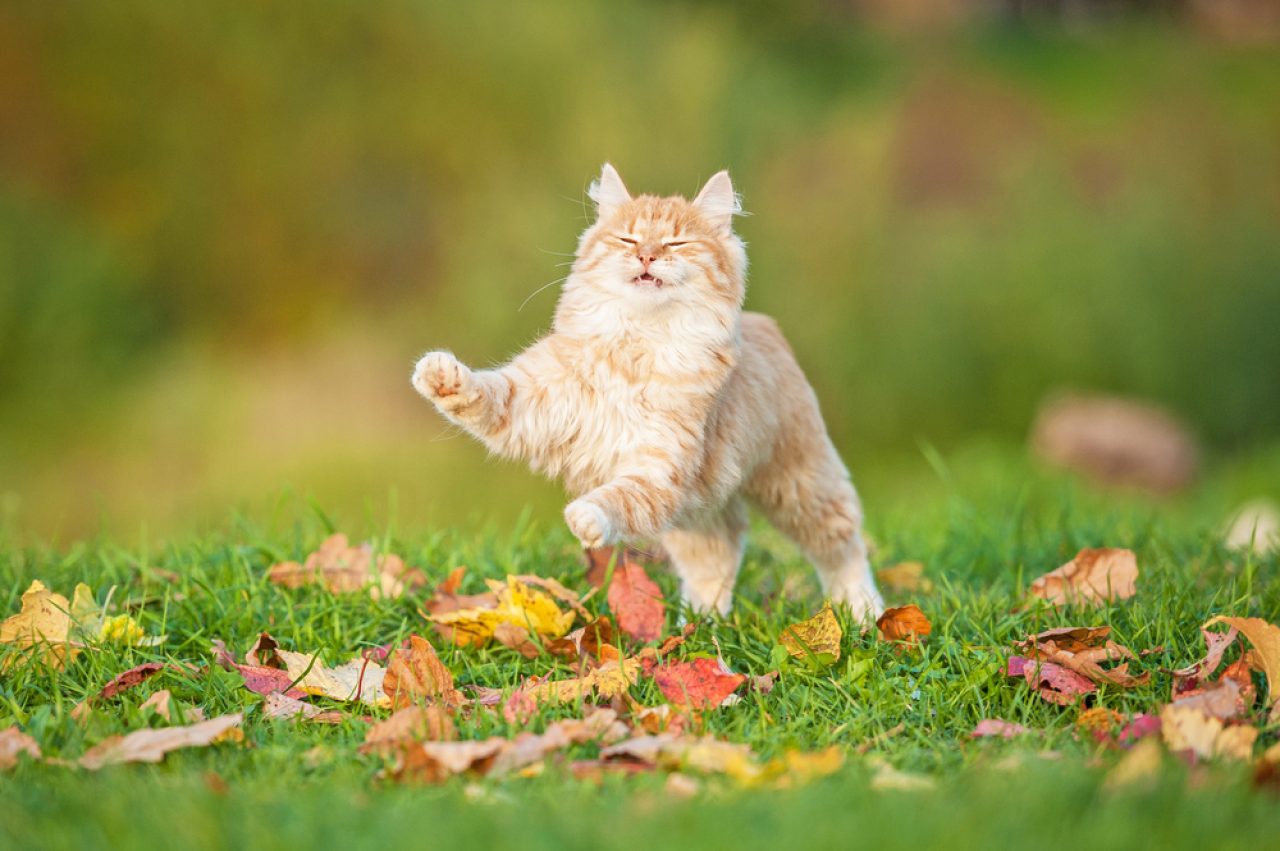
518, 275, 568, 312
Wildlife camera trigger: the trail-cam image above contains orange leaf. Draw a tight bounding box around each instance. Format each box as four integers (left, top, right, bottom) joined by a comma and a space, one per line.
79, 713, 244, 769
876, 605, 932, 643
384, 635, 464, 709
266, 533, 426, 599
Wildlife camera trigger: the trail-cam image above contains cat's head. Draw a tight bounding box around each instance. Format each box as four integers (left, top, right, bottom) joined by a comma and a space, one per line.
564, 165, 747, 315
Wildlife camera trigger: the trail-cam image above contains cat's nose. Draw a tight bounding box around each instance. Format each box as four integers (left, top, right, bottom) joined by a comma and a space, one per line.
639, 254, 656, 266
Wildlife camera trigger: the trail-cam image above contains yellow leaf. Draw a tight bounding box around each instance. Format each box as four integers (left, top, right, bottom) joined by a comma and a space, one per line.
780, 604, 842, 665
1103, 736, 1163, 792
428, 577, 575, 648
1204, 616, 1280, 717
275, 648, 389, 708
523, 658, 643, 704
0, 580, 79, 670
1160, 704, 1257, 762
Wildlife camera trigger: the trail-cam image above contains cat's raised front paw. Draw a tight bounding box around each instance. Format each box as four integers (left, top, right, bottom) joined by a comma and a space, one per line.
413, 351, 476, 409
564, 499, 614, 549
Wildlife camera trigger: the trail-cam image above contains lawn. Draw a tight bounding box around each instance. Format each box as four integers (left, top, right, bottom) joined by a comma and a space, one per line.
2, 446, 1278, 850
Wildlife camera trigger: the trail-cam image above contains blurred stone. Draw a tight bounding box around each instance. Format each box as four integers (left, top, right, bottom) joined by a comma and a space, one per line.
1030, 394, 1199, 493
1224, 500, 1280, 555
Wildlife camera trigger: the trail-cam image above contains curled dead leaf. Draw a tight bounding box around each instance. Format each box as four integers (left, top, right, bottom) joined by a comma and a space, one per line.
79, 713, 244, 770
1014, 626, 1150, 689
876, 605, 932, 644
384, 635, 465, 709
361, 705, 455, 754
1203, 616, 1280, 721
1027, 548, 1138, 608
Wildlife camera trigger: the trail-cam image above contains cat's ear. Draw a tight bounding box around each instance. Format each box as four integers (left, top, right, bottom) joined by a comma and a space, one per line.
692, 170, 741, 231
588, 163, 631, 219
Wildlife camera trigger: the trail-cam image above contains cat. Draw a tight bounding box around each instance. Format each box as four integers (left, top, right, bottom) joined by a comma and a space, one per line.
412, 164, 884, 619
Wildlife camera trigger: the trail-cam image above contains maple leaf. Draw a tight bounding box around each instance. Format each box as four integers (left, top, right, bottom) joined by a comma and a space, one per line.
1027, 548, 1138, 607
266, 533, 427, 599
1014, 626, 1150, 688
523, 657, 645, 704
780, 604, 842, 665
584, 546, 657, 589
653, 657, 746, 709
875, 562, 934, 594
1203, 616, 1280, 722
426, 577, 575, 648
79, 713, 244, 770
1160, 704, 1258, 762
606, 555, 666, 643
1, 726, 42, 770
971, 719, 1029, 739
876, 604, 932, 643
384, 635, 466, 709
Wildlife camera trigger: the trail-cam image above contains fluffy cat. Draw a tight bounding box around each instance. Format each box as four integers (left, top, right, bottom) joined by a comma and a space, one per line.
412, 164, 884, 619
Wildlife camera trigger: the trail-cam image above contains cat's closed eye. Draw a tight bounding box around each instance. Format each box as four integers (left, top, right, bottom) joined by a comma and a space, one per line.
616, 236, 638, 245
665, 241, 691, 248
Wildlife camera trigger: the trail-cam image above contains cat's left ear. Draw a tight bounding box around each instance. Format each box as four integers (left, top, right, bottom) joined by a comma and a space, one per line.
692, 170, 741, 231
588, 163, 631, 220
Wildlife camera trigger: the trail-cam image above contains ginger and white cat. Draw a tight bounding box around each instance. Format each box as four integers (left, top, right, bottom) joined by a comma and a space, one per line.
412, 165, 884, 619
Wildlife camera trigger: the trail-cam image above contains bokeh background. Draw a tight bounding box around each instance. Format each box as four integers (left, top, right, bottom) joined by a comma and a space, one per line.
2, 0, 1279, 543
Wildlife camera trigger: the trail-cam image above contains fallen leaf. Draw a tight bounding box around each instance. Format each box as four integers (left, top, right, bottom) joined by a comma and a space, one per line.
421, 568, 499, 643
502, 688, 538, 725
1027, 548, 1138, 607
266, 533, 427, 599
426, 577, 576, 648
1204, 616, 1280, 721
360, 705, 455, 754
139, 689, 176, 722
384, 635, 465, 709
1007, 656, 1096, 705
665, 772, 701, 797
0, 580, 81, 669
79, 713, 244, 769
261, 693, 344, 724
606, 556, 666, 643
763, 746, 846, 788
523, 657, 644, 704
0, 727, 41, 770
876, 605, 932, 643
276, 649, 389, 708
545, 617, 618, 663
653, 657, 746, 709
509, 574, 594, 621
868, 759, 936, 791
1076, 707, 1124, 741
71, 662, 168, 721
875, 562, 933, 594
1160, 704, 1257, 762
1172, 678, 1247, 721
971, 719, 1029, 739
780, 605, 842, 665
211, 638, 306, 699
1014, 626, 1150, 688
1116, 713, 1162, 747
601, 734, 760, 783
1171, 625, 1240, 697
1103, 736, 1163, 791
585, 546, 657, 589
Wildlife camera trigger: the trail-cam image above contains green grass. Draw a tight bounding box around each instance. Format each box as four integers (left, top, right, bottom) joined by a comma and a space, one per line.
2, 445, 1279, 850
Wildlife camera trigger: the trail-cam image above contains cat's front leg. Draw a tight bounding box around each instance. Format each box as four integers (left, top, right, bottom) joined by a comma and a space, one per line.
412, 351, 509, 435
564, 468, 683, 548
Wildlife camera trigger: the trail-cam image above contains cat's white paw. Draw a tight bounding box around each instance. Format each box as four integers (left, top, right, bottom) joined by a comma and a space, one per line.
564, 499, 614, 549
413, 351, 476, 410
830, 582, 885, 625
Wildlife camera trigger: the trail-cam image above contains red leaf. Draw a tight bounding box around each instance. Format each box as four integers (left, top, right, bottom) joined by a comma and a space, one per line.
653, 657, 745, 709
1007, 655, 1096, 705
98, 662, 165, 699
607, 557, 665, 643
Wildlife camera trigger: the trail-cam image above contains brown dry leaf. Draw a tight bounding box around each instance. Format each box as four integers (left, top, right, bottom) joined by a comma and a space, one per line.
876, 605, 932, 644
1, 726, 41, 770
138, 689, 205, 724
1027, 548, 1138, 608
606, 556, 666, 643
79, 713, 244, 770
875, 562, 933, 594
72, 661, 168, 721
1204, 616, 1280, 721
0, 580, 82, 670
1007, 656, 1097, 705
1160, 704, 1258, 762
266, 533, 427, 599
1172, 678, 1247, 721
601, 734, 760, 783
1171, 625, 1240, 697
545, 617, 619, 663
261, 693, 344, 724
360, 705, 456, 754
384, 635, 465, 709
1103, 736, 1164, 792
212, 638, 307, 699
422, 568, 499, 644
1014, 626, 1150, 688
652, 657, 746, 709
780, 604, 842, 665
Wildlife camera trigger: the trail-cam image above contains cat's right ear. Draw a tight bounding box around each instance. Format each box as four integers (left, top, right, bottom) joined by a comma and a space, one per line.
588, 163, 631, 219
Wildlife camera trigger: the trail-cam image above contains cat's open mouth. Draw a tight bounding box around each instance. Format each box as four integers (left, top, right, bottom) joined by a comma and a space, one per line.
632, 272, 665, 287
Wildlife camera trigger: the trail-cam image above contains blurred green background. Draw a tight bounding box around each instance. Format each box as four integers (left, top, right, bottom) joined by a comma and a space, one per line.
2, 1, 1279, 542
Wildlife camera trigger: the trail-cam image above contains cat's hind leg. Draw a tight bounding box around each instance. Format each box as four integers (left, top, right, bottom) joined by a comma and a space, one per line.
660, 499, 748, 617
747, 437, 884, 622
